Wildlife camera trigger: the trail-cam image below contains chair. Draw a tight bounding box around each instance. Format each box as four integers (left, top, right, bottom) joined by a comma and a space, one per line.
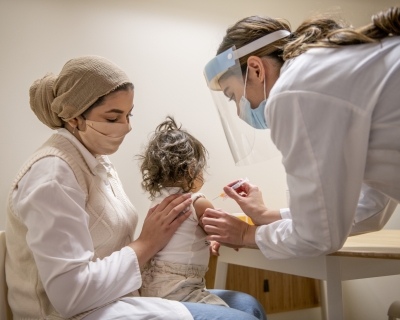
388, 301, 400, 320
0, 230, 13, 320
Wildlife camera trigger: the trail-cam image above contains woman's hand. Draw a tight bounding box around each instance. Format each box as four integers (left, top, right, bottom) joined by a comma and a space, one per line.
202, 208, 258, 248
129, 193, 192, 268
224, 181, 282, 226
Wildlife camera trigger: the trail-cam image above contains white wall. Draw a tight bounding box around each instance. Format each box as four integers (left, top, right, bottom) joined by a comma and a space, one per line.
0, 1, 399, 319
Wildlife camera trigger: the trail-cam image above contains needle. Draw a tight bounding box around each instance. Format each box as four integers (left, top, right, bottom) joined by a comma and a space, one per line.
212, 193, 225, 200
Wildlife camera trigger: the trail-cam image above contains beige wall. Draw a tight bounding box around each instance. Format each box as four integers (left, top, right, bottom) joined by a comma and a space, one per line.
0, 1, 399, 319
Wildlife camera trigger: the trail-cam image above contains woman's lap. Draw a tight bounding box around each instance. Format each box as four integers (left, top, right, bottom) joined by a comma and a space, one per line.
182, 289, 267, 320
83, 290, 266, 320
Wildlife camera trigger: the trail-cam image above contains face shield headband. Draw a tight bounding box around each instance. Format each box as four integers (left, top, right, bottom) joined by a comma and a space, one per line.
204, 30, 290, 90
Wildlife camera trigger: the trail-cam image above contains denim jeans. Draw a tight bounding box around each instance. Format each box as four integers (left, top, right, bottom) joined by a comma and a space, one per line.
182, 289, 267, 320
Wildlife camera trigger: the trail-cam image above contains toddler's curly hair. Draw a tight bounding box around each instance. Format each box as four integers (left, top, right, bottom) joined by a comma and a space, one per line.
138, 116, 208, 200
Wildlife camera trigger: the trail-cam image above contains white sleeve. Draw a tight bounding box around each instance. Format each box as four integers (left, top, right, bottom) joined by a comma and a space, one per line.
278, 183, 397, 235
350, 183, 397, 235
256, 91, 371, 259
13, 157, 142, 318
279, 208, 291, 219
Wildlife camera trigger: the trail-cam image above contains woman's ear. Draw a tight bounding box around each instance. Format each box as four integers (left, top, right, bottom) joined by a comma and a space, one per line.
66, 118, 78, 129
247, 56, 266, 84
66, 116, 85, 132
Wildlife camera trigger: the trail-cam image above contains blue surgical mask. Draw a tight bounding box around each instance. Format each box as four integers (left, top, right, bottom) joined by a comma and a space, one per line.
238, 67, 269, 130
239, 97, 268, 129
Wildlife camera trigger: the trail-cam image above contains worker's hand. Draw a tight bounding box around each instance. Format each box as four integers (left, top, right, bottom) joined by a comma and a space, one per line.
130, 193, 192, 268
202, 208, 258, 248
224, 180, 281, 226
209, 241, 220, 256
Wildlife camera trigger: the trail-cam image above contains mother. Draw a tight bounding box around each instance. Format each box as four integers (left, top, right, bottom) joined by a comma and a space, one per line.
5, 56, 265, 319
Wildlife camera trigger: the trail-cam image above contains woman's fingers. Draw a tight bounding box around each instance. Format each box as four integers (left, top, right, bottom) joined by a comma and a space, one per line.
203, 208, 224, 218
169, 209, 192, 231
223, 185, 242, 201
150, 193, 192, 224
203, 224, 222, 235
147, 204, 159, 217
164, 197, 193, 224
236, 181, 251, 194
137, 196, 192, 257
156, 193, 187, 212
203, 208, 251, 247
227, 179, 241, 187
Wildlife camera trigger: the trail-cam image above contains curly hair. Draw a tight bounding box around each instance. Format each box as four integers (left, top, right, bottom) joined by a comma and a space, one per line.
138, 116, 208, 200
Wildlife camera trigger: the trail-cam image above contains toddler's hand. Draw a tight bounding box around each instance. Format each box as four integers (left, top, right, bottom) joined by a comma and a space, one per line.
210, 241, 220, 256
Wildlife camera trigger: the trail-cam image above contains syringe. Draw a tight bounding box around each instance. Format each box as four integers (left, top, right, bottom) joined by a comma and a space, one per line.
212, 177, 249, 200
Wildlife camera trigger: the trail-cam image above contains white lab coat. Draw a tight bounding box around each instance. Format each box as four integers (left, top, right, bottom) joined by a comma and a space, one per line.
256, 36, 400, 259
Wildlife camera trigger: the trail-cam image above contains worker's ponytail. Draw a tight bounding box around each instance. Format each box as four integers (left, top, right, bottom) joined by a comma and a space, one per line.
217, 7, 400, 68
283, 7, 400, 60
359, 7, 400, 40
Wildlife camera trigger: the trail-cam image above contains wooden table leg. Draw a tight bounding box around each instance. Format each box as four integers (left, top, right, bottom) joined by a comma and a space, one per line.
325, 256, 344, 320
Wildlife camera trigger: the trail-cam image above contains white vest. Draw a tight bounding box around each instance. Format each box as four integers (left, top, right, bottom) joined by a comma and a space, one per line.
5, 134, 138, 320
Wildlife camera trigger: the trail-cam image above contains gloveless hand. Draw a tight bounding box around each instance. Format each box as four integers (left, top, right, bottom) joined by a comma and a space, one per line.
129, 193, 192, 268
202, 208, 258, 248
223, 181, 281, 226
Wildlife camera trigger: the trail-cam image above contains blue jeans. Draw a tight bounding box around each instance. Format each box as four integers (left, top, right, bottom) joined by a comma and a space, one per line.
182, 289, 267, 320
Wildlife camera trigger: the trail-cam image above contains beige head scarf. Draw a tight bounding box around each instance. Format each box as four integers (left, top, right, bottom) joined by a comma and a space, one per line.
29, 56, 132, 129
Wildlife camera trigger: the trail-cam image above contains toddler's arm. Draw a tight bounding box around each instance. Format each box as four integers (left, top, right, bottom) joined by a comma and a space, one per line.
193, 197, 221, 255
193, 196, 214, 232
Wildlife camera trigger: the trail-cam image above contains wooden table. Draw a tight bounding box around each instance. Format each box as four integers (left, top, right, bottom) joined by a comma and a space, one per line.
214, 230, 400, 320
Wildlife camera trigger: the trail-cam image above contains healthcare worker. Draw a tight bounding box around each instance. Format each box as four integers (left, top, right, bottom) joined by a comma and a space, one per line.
5, 56, 265, 320
202, 7, 400, 258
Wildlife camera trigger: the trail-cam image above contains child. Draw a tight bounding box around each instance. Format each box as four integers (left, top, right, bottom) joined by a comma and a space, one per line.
137, 116, 228, 307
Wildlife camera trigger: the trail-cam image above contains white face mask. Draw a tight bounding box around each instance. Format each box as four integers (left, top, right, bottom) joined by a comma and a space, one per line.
238, 67, 269, 130
78, 118, 132, 155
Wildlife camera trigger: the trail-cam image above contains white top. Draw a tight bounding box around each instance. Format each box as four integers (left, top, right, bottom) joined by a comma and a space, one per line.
258, 36, 400, 259
12, 128, 192, 319
151, 187, 210, 266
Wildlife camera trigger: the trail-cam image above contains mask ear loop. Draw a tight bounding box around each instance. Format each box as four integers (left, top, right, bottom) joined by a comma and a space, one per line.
243, 66, 249, 98
263, 72, 266, 100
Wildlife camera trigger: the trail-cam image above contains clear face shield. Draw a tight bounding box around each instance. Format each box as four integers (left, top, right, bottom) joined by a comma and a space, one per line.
204, 30, 290, 166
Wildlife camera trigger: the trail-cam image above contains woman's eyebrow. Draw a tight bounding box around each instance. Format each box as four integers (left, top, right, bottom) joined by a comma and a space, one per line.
105, 109, 124, 114
105, 106, 134, 114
